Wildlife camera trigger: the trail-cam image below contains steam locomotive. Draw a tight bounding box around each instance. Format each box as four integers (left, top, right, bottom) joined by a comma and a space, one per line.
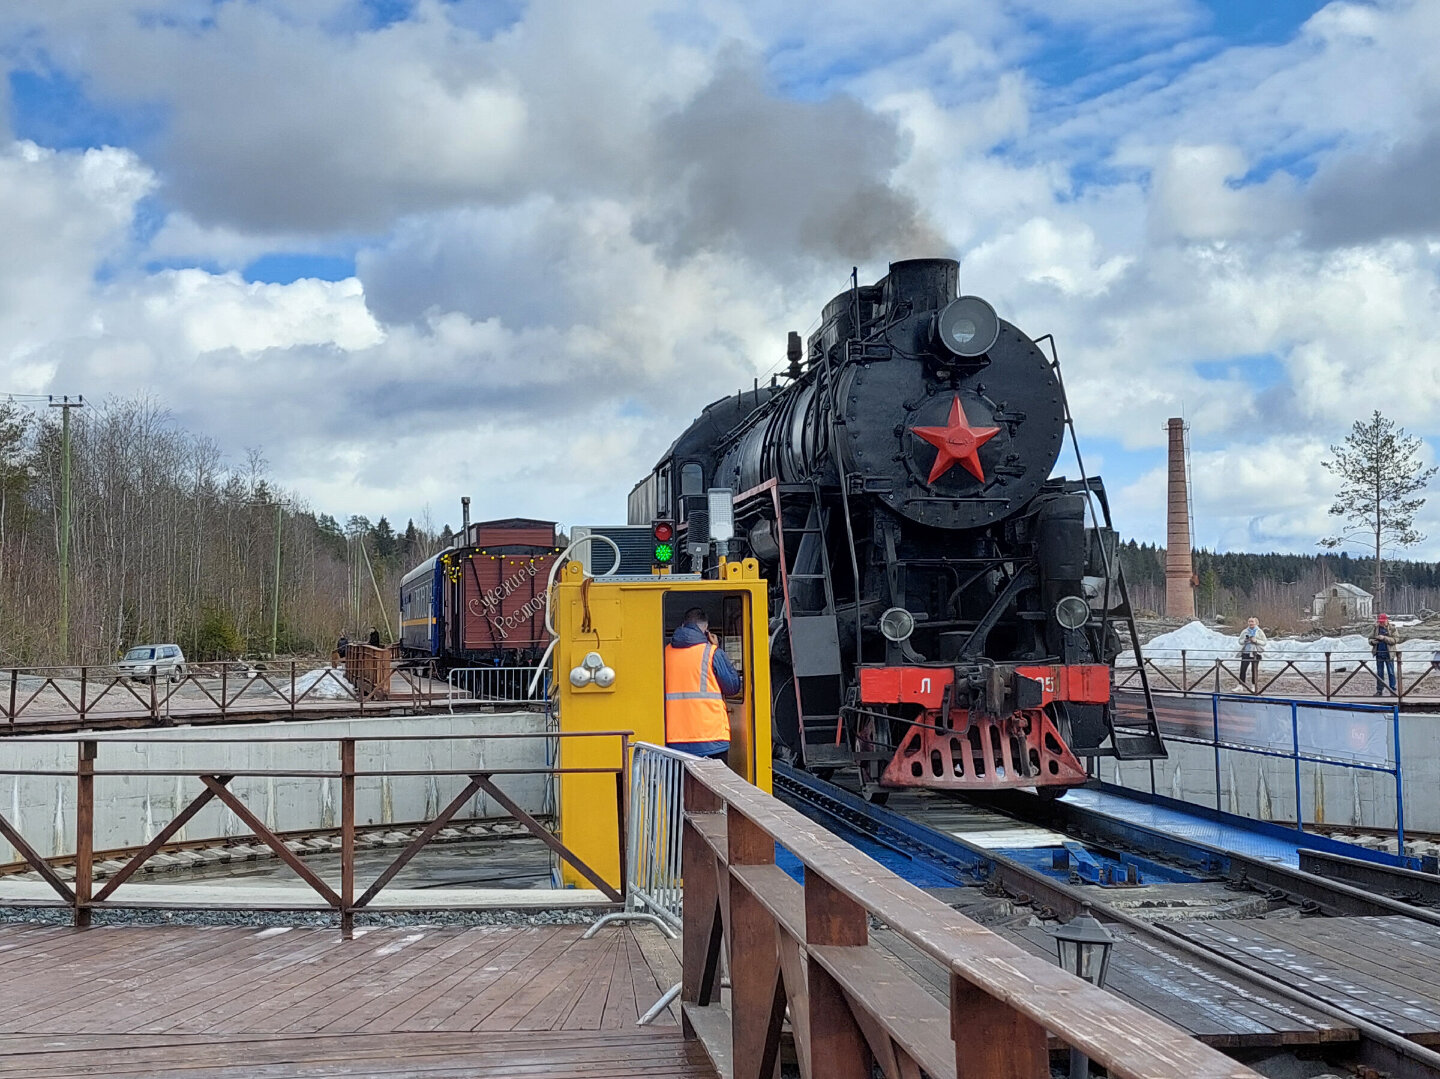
629, 258, 1164, 796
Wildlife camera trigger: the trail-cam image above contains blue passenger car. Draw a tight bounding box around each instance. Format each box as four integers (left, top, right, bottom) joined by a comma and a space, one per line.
399, 552, 445, 656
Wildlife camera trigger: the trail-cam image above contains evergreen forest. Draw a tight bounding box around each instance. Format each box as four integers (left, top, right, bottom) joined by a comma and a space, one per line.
1118, 541, 1440, 629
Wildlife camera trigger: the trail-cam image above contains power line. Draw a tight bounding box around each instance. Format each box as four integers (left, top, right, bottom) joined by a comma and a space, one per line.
3, 393, 85, 405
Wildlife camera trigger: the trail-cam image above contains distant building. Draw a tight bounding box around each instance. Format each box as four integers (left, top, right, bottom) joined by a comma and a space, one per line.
1312, 582, 1373, 622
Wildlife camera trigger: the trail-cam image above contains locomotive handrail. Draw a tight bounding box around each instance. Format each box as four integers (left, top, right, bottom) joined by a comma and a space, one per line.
680, 759, 1257, 1079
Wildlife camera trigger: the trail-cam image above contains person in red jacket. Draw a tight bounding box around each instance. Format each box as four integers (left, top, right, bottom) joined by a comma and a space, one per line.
663, 608, 741, 759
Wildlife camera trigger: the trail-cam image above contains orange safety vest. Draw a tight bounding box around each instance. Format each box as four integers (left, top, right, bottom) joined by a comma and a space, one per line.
664, 643, 730, 744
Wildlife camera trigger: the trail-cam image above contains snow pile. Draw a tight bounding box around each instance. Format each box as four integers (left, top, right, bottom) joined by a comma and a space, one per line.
1122, 620, 1440, 674
293, 667, 356, 700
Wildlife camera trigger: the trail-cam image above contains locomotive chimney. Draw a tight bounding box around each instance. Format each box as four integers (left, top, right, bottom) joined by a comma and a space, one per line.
786, 331, 802, 379
461, 496, 471, 547
1165, 418, 1195, 619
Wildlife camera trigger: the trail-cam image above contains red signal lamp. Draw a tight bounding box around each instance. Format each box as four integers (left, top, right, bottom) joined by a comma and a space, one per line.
652, 519, 676, 568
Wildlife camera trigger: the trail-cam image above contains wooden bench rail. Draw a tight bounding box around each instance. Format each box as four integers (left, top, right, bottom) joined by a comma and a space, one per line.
681, 759, 1258, 1079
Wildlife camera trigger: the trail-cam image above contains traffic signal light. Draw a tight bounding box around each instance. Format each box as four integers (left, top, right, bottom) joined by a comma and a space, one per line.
651, 519, 675, 568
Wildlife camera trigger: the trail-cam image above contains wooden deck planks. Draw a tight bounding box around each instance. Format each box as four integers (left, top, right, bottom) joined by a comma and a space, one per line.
1169, 917, 1440, 1045
0, 1029, 714, 1078
0, 922, 710, 1078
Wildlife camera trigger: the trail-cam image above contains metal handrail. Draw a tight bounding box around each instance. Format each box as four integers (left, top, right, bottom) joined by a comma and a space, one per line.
584, 742, 698, 1025
1130, 691, 1407, 855
0, 658, 454, 728
586, 742, 693, 941
0, 729, 632, 938
1115, 648, 1435, 701
446, 665, 548, 710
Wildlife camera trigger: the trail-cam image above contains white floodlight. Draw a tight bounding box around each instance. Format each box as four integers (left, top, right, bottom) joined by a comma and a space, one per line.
706, 488, 735, 545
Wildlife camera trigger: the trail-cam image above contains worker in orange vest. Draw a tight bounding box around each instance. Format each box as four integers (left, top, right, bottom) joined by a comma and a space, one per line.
664, 608, 741, 759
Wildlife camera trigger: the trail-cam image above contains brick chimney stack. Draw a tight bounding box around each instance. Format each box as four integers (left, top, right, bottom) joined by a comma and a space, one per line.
1166, 417, 1195, 618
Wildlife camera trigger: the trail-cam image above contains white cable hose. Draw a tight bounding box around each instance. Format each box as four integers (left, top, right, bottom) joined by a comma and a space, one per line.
526, 533, 623, 697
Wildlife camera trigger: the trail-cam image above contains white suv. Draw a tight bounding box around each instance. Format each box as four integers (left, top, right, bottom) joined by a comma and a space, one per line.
117, 644, 188, 682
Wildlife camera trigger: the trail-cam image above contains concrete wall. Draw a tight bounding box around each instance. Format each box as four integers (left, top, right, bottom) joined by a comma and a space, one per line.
1, 711, 557, 860
1101, 712, 1440, 836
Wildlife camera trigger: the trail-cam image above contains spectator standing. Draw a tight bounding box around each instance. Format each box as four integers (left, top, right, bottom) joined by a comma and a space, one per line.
367, 626, 381, 647
1237, 617, 1267, 692
1371, 614, 1400, 695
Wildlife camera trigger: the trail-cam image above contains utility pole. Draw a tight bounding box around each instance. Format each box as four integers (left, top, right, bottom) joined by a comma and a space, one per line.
48, 396, 85, 659
271, 501, 283, 657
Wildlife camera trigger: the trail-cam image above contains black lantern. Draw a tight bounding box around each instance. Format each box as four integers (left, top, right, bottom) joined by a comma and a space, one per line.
1051, 903, 1116, 1079
1051, 902, 1115, 987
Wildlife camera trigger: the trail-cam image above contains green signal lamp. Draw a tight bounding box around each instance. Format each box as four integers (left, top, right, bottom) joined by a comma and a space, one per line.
652, 519, 675, 570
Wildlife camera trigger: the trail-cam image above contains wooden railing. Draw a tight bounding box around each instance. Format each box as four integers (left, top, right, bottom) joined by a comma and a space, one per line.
680, 760, 1257, 1079
0, 730, 630, 938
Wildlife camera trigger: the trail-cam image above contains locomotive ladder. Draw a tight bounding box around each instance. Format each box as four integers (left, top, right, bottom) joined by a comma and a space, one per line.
771, 482, 850, 771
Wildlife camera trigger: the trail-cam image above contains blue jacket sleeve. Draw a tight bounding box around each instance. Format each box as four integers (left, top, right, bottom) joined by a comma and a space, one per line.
711, 646, 743, 696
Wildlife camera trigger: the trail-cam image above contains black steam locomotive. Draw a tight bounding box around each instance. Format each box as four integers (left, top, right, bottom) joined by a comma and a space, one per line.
630, 258, 1164, 795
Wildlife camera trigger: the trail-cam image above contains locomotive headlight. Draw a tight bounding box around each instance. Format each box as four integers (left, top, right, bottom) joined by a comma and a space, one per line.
569, 666, 593, 687
583, 651, 605, 671
1055, 595, 1091, 630
937, 295, 1000, 358
879, 606, 916, 643
593, 666, 617, 688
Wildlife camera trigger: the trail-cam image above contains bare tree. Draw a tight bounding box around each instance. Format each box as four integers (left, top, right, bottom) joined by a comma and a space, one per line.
0, 393, 441, 664
1320, 410, 1437, 603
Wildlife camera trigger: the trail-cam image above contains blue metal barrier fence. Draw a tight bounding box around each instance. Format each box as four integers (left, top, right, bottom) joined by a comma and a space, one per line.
1151, 693, 1404, 853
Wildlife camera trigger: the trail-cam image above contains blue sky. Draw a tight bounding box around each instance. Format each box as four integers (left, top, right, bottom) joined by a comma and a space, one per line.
1, 0, 1438, 556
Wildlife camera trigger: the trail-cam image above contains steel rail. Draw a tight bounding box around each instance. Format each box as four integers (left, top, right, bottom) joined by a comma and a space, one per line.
774, 765, 1440, 1079
0, 815, 545, 879
1297, 849, 1440, 908
992, 788, 1440, 926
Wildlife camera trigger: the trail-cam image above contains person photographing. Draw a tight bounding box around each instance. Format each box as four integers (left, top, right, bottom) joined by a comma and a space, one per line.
1371, 613, 1400, 695
1238, 616, 1267, 693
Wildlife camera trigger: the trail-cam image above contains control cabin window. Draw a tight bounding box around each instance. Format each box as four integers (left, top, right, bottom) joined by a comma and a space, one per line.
660, 592, 754, 782
680, 462, 704, 497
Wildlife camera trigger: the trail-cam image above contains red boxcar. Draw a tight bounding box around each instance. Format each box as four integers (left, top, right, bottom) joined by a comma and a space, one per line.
438, 518, 561, 664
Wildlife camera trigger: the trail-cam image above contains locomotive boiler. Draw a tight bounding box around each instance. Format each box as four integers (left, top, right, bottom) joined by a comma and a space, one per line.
629, 258, 1164, 796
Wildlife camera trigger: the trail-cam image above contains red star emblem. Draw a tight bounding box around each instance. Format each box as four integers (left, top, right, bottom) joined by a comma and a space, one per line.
911, 395, 1000, 483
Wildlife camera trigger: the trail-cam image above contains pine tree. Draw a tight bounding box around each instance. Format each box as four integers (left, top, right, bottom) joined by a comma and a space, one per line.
373, 516, 397, 561
1320, 410, 1437, 603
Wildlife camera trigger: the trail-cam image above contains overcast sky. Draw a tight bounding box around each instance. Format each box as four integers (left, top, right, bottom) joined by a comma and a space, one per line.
2, 0, 1438, 555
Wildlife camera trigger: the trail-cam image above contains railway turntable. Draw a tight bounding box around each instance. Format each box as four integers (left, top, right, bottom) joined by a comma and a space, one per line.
775, 763, 1440, 1076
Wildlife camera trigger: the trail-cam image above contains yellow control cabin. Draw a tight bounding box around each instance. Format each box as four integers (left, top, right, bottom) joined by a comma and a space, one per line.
552, 558, 772, 889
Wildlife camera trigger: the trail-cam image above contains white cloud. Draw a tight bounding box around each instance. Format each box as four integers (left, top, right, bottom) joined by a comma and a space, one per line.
2, 0, 1440, 557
